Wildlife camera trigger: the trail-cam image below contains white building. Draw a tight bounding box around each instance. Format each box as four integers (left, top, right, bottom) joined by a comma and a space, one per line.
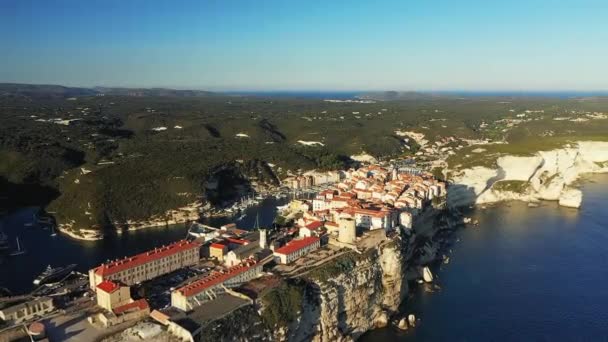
273, 237, 321, 264
399, 211, 413, 229
299, 221, 324, 238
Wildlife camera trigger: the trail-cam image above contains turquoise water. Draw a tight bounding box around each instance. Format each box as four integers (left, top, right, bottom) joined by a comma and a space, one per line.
362, 174, 608, 341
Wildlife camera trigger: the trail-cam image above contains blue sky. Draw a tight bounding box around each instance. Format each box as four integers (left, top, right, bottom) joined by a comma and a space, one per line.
1, 0, 607, 90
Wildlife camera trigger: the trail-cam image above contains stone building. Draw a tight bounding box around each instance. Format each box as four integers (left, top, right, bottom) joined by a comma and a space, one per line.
0, 297, 54, 325
171, 260, 262, 311
89, 240, 200, 289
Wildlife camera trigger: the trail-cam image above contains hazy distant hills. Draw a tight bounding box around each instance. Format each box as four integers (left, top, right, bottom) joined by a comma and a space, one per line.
0, 83, 98, 99
0, 83, 216, 99
357, 91, 452, 101
93, 87, 215, 97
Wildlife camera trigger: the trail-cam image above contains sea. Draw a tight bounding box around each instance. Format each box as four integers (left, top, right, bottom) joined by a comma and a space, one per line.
221, 90, 608, 100
361, 173, 608, 341
2, 175, 608, 340
0, 197, 289, 294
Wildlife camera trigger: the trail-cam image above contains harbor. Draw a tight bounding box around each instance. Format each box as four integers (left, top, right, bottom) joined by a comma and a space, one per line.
0, 161, 442, 341
0, 196, 289, 295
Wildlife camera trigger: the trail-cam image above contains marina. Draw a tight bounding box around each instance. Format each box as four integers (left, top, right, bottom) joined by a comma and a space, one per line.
0, 196, 289, 294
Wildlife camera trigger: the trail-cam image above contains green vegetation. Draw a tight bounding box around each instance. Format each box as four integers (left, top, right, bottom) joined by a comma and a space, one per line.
448, 110, 608, 170
260, 281, 306, 328
307, 252, 358, 282
431, 166, 445, 181
492, 180, 530, 194
1, 85, 607, 229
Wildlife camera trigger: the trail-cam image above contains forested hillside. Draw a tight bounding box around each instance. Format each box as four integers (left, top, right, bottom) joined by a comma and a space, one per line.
2, 84, 607, 230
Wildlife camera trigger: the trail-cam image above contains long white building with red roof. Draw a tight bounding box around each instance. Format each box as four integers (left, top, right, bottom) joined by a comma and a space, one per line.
89, 239, 200, 289
171, 259, 262, 311
273, 236, 320, 264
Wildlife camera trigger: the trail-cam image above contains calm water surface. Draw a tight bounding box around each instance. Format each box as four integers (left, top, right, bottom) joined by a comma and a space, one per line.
3, 175, 608, 340
362, 174, 608, 341
0, 197, 287, 293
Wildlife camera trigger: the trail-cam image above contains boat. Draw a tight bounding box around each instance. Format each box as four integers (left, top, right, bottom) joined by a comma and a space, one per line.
33, 264, 77, 286
9, 237, 26, 256
50, 225, 57, 237
38, 215, 55, 226
236, 214, 246, 221
24, 212, 37, 227
254, 213, 260, 230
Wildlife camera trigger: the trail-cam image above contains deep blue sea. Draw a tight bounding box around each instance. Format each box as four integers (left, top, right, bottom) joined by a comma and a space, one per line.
3, 174, 608, 340
362, 173, 608, 341
0, 197, 288, 293
221, 90, 608, 99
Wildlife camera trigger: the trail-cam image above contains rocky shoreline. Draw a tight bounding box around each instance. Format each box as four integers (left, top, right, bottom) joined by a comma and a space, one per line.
198, 203, 462, 341
449, 141, 608, 209
57, 224, 103, 241
192, 152, 608, 341
56, 201, 203, 241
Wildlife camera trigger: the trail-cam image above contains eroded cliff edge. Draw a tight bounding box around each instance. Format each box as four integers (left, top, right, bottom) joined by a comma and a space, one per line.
197, 206, 453, 342
448, 141, 608, 208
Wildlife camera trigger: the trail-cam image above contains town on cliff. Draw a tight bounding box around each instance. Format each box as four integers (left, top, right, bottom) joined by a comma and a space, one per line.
0, 161, 454, 341
4, 137, 608, 340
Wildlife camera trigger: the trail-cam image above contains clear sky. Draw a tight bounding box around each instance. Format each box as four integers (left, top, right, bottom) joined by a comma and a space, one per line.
1, 0, 607, 91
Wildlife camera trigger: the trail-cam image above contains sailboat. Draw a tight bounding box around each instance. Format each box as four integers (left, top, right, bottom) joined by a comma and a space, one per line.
9, 237, 26, 256
254, 212, 260, 230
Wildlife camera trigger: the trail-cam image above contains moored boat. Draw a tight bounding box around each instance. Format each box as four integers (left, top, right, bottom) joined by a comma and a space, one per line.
9, 236, 26, 256
33, 264, 77, 286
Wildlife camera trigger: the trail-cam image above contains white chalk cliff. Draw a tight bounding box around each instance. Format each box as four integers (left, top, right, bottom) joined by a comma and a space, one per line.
448, 141, 608, 208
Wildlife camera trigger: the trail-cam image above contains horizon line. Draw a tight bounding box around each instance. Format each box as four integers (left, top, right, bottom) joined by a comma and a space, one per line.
2, 82, 608, 94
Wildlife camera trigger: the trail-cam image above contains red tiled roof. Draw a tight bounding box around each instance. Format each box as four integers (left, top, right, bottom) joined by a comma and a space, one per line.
274, 236, 320, 256
226, 237, 249, 245
94, 240, 200, 277
176, 260, 258, 297
353, 208, 390, 218
97, 280, 119, 293
305, 221, 323, 231
210, 243, 227, 250
113, 299, 149, 315
232, 228, 249, 236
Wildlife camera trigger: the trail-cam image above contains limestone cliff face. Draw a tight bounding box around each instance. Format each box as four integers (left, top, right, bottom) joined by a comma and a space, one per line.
312, 244, 406, 342
273, 242, 407, 342
199, 207, 447, 342
448, 141, 608, 208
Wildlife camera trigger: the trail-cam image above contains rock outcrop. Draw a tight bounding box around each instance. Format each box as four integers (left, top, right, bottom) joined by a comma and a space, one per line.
311, 244, 406, 341
448, 141, 608, 208
202, 206, 450, 342
558, 188, 583, 208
